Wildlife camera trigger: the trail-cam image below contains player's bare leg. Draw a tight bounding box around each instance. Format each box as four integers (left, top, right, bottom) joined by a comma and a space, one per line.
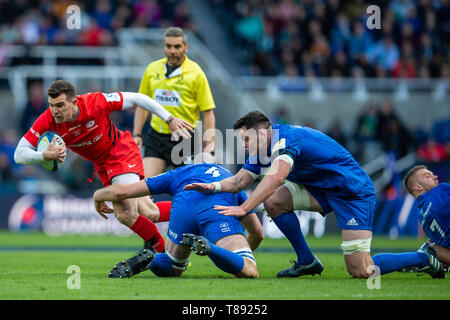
164, 238, 191, 277
110, 173, 166, 252
264, 184, 324, 277
143, 157, 167, 178
341, 229, 374, 278
215, 234, 259, 278
137, 196, 160, 221
112, 198, 139, 227
137, 157, 170, 222
434, 244, 450, 266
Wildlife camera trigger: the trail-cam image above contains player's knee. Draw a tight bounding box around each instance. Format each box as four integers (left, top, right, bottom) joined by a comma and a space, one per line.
347, 265, 371, 279
233, 248, 258, 278
263, 197, 284, 217
243, 263, 259, 279
114, 208, 138, 227
149, 252, 189, 277
344, 255, 372, 279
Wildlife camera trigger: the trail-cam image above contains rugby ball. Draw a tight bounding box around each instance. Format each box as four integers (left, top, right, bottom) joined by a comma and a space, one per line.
37, 131, 65, 171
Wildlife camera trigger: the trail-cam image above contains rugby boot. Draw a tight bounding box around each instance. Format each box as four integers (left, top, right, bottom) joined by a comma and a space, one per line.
277, 257, 324, 278
109, 248, 155, 278
181, 233, 211, 256
416, 241, 446, 279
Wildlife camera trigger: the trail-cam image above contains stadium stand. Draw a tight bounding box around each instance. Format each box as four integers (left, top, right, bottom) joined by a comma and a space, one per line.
0, 0, 448, 238
207, 0, 449, 78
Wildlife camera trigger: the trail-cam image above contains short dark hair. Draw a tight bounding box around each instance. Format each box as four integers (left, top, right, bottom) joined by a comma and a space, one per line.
233, 111, 272, 131
164, 27, 187, 43
47, 80, 76, 100
403, 164, 427, 194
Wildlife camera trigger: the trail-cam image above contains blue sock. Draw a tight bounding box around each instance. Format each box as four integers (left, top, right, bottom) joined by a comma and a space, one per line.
372, 252, 429, 275
149, 253, 174, 277
207, 242, 245, 275
272, 211, 315, 265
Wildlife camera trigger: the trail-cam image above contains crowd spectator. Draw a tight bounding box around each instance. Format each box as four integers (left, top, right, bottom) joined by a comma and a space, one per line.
0, 0, 195, 49
20, 81, 47, 135
211, 0, 449, 79
326, 119, 348, 148
417, 137, 448, 163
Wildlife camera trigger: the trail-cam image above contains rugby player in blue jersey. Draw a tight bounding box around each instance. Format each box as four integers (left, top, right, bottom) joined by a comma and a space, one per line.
185, 111, 444, 279
93, 154, 263, 278
368, 165, 447, 278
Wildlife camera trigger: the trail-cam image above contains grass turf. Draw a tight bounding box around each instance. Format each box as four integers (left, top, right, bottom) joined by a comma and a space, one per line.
0, 232, 448, 300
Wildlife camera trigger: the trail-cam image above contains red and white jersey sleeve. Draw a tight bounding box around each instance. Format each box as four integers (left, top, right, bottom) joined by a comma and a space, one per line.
93, 92, 124, 113
23, 92, 128, 164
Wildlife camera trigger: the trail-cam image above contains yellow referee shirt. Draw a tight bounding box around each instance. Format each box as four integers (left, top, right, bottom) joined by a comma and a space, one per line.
138, 56, 216, 134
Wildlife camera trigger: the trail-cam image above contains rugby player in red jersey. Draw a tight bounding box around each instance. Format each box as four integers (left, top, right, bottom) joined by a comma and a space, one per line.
14, 80, 193, 253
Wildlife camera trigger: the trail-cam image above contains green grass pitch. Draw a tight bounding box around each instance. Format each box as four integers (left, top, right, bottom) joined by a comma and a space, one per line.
0, 231, 448, 300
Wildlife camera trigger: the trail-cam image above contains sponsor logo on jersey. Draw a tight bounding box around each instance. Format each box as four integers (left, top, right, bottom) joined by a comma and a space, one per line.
169, 228, 178, 240
69, 134, 103, 148
69, 124, 81, 131
272, 138, 286, 154
86, 120, 95, 128
154, 89, 181, 107
102, 92, 121, 102
30, 128, 40, 139
220, 222, 231, 233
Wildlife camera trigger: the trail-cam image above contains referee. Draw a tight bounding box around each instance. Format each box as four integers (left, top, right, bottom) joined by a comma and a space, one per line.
133, 27, 216, 178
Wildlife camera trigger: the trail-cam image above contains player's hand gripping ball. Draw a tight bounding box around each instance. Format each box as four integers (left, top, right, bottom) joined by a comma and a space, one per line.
37, 131, 66, 171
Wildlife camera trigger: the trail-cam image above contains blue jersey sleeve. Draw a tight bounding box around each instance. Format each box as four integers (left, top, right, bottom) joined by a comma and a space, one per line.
271, 127, 301, 162
242, 155, 262, 177
145, 171, 175, 195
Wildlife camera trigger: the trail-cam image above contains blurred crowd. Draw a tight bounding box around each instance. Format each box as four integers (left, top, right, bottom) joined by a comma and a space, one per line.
210, 0, 450, 78
1, 79, 448, 192
0, 0, 196, 49
270, 100, 450, 179
0, 0, 449, 193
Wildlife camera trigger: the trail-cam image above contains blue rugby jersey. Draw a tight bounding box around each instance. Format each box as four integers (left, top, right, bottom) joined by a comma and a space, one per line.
416, 183, 450, 249
243, 124, 375, 197
145, 163, 252, 214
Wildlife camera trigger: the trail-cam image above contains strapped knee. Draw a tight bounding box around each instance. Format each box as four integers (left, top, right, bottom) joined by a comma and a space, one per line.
233, 247, 256, 265
340, 238, 372, 256
149, 252, 189, 277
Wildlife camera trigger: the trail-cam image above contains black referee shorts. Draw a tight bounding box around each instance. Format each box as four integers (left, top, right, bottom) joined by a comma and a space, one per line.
143, 127, 196, 167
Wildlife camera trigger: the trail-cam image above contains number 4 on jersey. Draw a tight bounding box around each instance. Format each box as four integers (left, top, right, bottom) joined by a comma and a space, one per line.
205, 167, 220, 178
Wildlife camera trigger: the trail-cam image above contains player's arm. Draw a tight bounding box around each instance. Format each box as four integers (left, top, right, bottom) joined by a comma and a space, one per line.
183, 168, 256, 194
215, 158, 291, 217
202, 109, 215, 154
240, 213, 264, 252
237, 190, 264, 251
132, 107, 150, 148
14, 136, 66, 164
122, 92, 194, 140
93, 180, 150, 219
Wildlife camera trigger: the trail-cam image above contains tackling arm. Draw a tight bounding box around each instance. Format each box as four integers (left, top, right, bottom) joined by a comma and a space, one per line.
93, 180, 150, 218
94, 180, 150, 203
183, 168, 256, 194
215, 159, 291, 217
239, 159, 291, 213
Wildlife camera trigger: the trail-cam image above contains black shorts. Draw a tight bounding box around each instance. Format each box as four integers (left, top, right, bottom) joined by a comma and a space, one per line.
143, 127, 196, 167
